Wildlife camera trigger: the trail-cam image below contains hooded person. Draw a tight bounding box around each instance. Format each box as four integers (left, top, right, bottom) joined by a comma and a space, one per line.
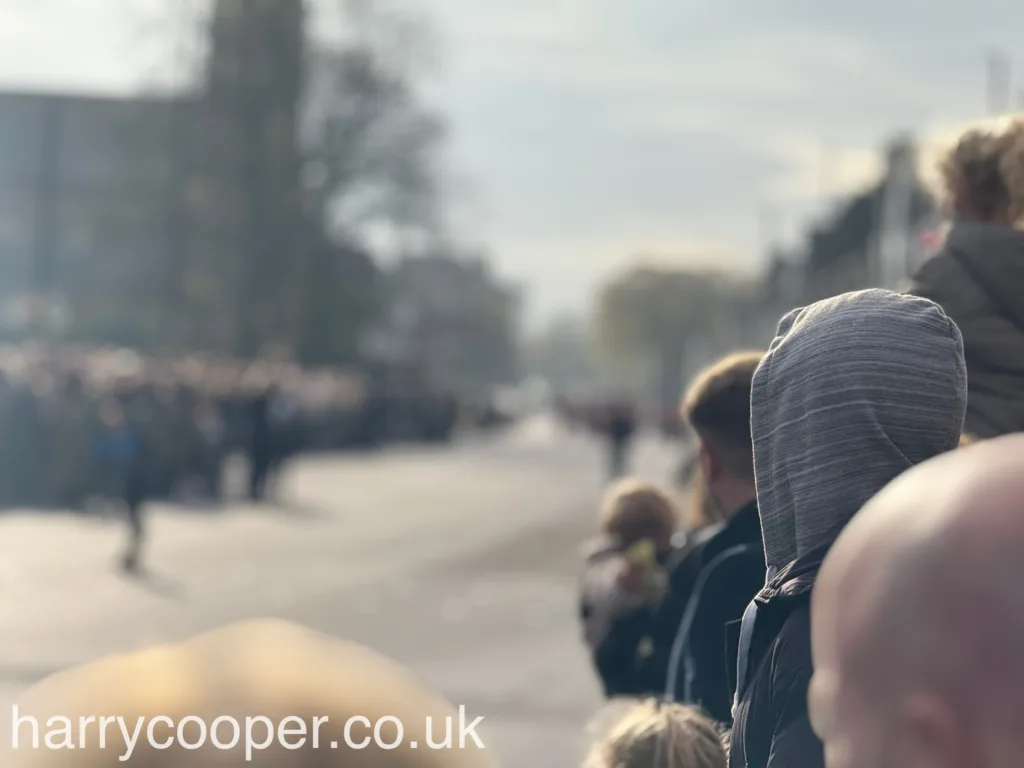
728, 289, 966, 768
2, 619, 499, 768
907, 117, 1024, 439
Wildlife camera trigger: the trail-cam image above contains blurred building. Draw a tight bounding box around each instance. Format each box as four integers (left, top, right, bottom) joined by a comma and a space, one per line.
763, 136, 938, 315
0, 91, 193, 345
0, 81, 374, 363
520, 316, 599, 399
194, 0, 309, 357
368, 253, 521, 395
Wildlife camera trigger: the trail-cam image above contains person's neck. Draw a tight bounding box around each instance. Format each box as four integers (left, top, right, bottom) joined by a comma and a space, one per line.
954, 209, 1008, 227
715, 485, 757, 522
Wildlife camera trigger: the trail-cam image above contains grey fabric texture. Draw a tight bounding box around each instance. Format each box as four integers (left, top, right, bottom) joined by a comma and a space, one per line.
751, 288, 967, 569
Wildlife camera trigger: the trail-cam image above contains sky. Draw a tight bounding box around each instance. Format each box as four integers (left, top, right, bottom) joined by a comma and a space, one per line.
1, 0, 1022, 329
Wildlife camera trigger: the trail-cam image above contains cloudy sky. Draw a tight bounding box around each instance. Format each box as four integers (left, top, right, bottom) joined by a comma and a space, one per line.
1, 0, 1021, 327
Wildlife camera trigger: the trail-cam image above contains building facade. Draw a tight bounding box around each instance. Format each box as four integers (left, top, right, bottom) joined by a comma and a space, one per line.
762, 136, 938, 317
0, 91, 193, 346
370, 253, 521, 394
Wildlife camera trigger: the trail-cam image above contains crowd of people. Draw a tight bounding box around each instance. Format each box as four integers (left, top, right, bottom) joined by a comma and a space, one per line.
0, 346, 378, 570
574, 115, 1024, 768
6, 119, 1024, 768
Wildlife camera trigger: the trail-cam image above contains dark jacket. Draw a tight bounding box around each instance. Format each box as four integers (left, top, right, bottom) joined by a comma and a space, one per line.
907, 221, 1024, 438
731, 290, 968, 768
728, 545, 824, 768
663, 500, 765, 724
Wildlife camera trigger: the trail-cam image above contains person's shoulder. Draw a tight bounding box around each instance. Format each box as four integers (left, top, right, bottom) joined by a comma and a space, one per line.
768, 602, 813, 695
696, 544, 766, 601
685, 522, 724, 553
907, 248, 959, 299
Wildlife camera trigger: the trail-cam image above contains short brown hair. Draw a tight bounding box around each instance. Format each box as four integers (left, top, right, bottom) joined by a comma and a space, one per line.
682, 351, 763, 482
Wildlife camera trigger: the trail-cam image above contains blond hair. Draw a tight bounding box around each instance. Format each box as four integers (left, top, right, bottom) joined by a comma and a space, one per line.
931, 115, 1024, 224
600, 478, 679, 547
584, 699, 726, 768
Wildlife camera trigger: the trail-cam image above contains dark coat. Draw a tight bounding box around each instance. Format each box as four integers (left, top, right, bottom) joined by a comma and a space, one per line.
663, 500, 765, 724
907, 221, 1024, 438
728, 543, 826, 768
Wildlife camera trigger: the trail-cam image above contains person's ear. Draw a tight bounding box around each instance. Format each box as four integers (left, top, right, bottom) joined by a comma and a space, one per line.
699, 442, 720, 484
901, 694, 972, 768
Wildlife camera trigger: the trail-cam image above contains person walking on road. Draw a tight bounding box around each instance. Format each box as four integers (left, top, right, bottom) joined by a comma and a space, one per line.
606, 402, 638, 480
95, 397, 147, 574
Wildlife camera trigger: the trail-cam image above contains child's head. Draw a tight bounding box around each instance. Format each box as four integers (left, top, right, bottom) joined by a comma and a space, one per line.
584, 699, 726, 768
599, 478, 678, 554
939, 117, 1024, 225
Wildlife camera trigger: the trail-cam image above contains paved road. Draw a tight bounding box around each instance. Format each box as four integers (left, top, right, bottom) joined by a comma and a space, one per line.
0, 416, 682, 767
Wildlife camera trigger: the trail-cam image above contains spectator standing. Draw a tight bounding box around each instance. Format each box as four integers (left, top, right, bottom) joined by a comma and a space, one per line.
583, 351, 764, 724
659, 351, 765, 724
729, 289, 966, 768
908, 118, 1024, 438
581, 479, 681, 695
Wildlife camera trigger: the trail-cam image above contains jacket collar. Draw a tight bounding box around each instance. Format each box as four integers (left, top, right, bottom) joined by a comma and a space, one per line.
754, 539, 832, 607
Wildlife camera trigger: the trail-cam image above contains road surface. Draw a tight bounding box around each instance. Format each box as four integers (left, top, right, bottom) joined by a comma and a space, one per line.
0, 416, 683, 767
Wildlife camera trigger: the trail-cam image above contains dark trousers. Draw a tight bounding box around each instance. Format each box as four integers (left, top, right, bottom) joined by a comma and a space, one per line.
608, 439, 630, 480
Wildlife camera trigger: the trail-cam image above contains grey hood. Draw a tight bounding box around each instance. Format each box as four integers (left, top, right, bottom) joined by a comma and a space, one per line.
751, 289, 967, 570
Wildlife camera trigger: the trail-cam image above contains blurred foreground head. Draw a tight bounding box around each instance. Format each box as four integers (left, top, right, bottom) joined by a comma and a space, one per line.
584, 699, 725, 768
3, 620, 499, 768
810, 434, 1024, 768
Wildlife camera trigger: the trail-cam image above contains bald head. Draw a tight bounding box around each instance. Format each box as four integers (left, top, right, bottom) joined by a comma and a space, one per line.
811, 435, 1024, 768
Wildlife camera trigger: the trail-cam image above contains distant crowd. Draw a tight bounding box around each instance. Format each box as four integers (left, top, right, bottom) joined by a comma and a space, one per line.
0, 345, 473, 515
9, 118, 1024, 768
0, 346, 370, 512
